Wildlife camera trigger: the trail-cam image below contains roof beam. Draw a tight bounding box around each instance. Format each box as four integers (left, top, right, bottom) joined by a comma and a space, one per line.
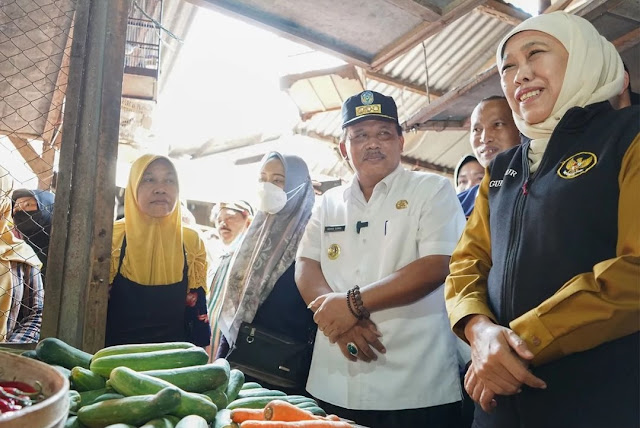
364, 70, 444, 98
405, 66, 497, 128
402, 155, 454, 174
408, 119, 469, 131
383, 0, 442, 21
577, 0, 625, 20
476, 0, 531, 26
280, 65, 361, 91
8, 136, 55, 190
371, 0, 486, 70
612, 27, 640, 52
543, 0, 574, 14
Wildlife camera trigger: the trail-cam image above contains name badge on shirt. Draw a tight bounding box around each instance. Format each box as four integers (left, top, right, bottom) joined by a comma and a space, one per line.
324, 225, 346, 233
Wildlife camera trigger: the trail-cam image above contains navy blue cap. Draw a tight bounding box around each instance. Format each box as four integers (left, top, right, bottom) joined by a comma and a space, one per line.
341, 90, 399, 129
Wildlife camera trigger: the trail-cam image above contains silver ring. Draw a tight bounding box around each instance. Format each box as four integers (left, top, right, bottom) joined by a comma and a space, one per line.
347, 342, 358, 356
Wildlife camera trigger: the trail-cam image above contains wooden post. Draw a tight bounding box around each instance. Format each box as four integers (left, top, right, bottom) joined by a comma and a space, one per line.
41, 0, 131, 352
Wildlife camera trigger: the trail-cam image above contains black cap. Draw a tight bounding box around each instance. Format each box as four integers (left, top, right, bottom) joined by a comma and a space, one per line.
341, 90, 399, 129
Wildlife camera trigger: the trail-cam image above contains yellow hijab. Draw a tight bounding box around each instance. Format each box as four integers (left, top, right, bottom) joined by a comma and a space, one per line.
497, 12, 624, 172
109, 155, 207, 293
0, 167, 41, 340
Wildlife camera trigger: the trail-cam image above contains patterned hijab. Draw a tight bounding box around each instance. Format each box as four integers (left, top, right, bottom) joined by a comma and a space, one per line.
218, 152, 315, 345
497, 12, 624, 171
0, 167, 40, 340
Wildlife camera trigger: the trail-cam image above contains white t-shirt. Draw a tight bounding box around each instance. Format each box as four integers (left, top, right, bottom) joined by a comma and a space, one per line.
297, 165, 466, 410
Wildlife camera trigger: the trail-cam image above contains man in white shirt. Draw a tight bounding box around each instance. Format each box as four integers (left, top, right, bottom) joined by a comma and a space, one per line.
295, 90, 466, 428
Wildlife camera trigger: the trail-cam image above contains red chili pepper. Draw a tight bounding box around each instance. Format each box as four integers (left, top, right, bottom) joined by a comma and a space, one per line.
0, 398, 22, 413
0, 381, 37, 394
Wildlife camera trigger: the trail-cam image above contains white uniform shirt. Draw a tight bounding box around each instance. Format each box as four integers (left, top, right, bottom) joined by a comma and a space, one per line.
297, 165, 466, 410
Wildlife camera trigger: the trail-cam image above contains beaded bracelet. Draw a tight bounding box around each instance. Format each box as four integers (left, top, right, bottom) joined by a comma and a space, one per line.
351, 285, 370, 320
346, 289, 361, 320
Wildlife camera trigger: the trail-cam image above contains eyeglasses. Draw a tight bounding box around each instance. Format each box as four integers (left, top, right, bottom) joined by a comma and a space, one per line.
347, 129, 395, 144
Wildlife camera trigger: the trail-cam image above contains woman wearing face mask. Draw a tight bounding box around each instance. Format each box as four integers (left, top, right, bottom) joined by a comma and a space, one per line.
445, 12, 639, 428
217, 152, 316, 394
206, 200, 253, 361
106, 154, 210, 347
11, 189, 55, 278
0, 168, 44, 343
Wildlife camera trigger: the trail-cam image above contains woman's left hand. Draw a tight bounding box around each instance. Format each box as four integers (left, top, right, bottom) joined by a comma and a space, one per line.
309, 292, 358, 342
465, 363, 498, 413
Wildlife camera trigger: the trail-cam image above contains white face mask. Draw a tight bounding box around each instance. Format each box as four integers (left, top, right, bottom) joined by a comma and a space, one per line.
256, 181, 305, 214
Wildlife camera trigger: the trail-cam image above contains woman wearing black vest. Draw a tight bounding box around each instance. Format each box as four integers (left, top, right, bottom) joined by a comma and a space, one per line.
445, 12, 639, 428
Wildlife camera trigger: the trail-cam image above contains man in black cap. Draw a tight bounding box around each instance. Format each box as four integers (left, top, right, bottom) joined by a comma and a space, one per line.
296, 90, 466, 428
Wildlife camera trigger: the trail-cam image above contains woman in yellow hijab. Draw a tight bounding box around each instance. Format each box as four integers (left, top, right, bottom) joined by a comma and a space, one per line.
106, 154, 209, 346
0, 167, 44, 343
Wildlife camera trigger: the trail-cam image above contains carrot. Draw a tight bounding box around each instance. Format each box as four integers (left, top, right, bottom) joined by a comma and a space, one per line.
240, 421, 352, 427
264, 400, 317, 422
231, 408, 265, 423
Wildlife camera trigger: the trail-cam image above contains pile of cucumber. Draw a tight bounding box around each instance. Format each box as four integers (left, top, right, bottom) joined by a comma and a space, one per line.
24, 338, 324, 428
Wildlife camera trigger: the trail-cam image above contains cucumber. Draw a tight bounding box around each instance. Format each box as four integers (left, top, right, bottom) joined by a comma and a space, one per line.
226, 395, 289, 410
21, 349, 39, 360
69, 390, 82, 414
36, 337, 92, 369
236, 388, 286, 399
239, 381, 262, 390
285, 395, 318, 405
64, 416, 85, 428
92, 392, 125, 404
142, 359, 229, 393
71, 366, 107, 391
175, 415, 208, 428
93, 342, 195, 361
78, 388, 108, 407
77, 387, 181, 428
200, 389, 228, 409
90, 347, 209, 377
109, 366, 218, 422
139, 417, 176, 428
104, 425, 136, 428
212, 409, 239, 428
299, 406, 327, 417
224, 369, 244, 402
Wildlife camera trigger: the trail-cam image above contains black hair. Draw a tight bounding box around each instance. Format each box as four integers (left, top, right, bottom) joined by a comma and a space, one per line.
480, 95, 508, 103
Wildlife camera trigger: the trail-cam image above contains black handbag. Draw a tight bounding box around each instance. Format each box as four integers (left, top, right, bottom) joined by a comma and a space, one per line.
227, 322, 314, 389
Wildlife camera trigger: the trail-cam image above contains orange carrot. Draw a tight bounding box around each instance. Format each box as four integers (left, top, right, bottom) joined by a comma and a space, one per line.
231, 408, 265, 423
264, 400, 318, 422
240, 421, 352, 427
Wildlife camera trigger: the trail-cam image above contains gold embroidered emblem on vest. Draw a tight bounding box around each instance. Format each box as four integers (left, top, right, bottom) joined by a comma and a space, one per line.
395, 200, 408, 209
327, 244, 341, 260
557, 152, 598, 179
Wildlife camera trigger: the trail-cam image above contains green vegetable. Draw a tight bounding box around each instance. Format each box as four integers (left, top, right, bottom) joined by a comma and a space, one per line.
226, 395, 292, 410
36, 337, 92, 369
90, 347, 209, 377
224, 369, 245, 402
77, 387, 181, 428
109, 366, 218, 421
239, 381, 262, 390
236, 388, 286, 399
142, 359, 229, 393
175, 414, 209, 428
71, 366, 107, 391
298, 406, 327, 417
212, 409, 239, 428
93, 342, 194, 361
68, 390, 82, 414
64, 415, 85, 428
21, 349, 39, 360
200, 388, 228, 409
78, 388, 108, 407
139, 417, 176, 428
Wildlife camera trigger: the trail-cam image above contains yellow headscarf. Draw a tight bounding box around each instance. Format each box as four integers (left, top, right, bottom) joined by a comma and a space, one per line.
497, 12, 624, 172
0, 167, 41, 340
109, 154, 207, 293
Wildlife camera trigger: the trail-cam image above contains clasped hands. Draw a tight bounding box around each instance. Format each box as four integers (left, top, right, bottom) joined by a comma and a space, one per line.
309, 292, 385, 362
464, 316, 547, 412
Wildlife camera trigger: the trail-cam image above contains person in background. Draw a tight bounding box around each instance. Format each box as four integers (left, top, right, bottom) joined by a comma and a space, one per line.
0, 167, 44, 343
206, 200, 253, 360
610, 62, 640, 109
446, 12, 639, 427
296, 90, 466, 428
11, 189, 55, 278
454, 155, 484, 219
217, 152, 316, 394
106, 154, 210, 347
457, 97, 522, 218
